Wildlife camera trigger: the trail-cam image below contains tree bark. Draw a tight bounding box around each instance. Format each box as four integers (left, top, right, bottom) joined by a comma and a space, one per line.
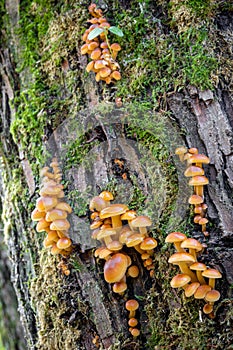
0, 1, 233, 350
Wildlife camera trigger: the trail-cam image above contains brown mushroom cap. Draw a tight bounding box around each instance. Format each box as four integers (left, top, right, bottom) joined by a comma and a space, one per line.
31, 208, 46, 221
194, 284, 211, 299
45, 209, 67, 222
112, 281, 127, 294
125, 299, 139, 311
128, 318, 138, 327
110, 43, 121, 52
180, 238, 203, 252
202, 269, 222, 279
199, 218, 209, 225
107, 240, 123, 251
165, 232, 187, 243
50, 219, 70, 231
100, 204, 128, 219
55, 202, 72, 214
203, 303, 214, 314
168, 252, 196, 264
104, 253, 128, 283
121, 210, 137, 221
188, 194, 204, 205
39, 185, 61, 197
185, 282, 200, 297
188, 154, 210, 165
175, 146, 187, 156
170, 274, 191, 288
184, 166, 204, 177
127, 265, 139, 278
130, 328, 140, 337
99, 191, 114, 201
36, 219, 50, 232
57, 237, 72, 249
36, 196, 58, 212
131, 215, 152, 229
205, 289, 221, 303
125, 233, 144, 247
188, 176, 209, 186
140, 237, 157, 250
89, 196, 107, 211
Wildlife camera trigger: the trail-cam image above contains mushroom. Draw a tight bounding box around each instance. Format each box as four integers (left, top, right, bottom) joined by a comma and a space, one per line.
131, 215, 152, 236
112, 280, 127, 294
99, 204, 128, 232
198, 217, 209, 232
110, 43, 121, 60
128, 318, 138, 327
50, 219, 70, 231
187, 154, 210, 168
188, 176, 209, 197
184, 282, 200, 297
170, 274, 191, 289
125, 299, 139, 319
175, 146, 187, 161
45, 209, 67, 222
130, 328, 140, 337
201, 269, 222, 289
97, 227, 116, 246
104, 253, 128, 283
57, 237, 72, 250
127, 265, 139, 278
89, 196, 107, 212
168, 252, 197, 282
189, 262, 207, 285
180, 238, 203, 261
99, 190, 114, 205
194, 284, 211, 299
121, 210, 137, 231
165, 232, 187, 252
204, 289, 221, 313
140, 237, 157, 251
36, 196, 58, 212
184, 166, 204, 178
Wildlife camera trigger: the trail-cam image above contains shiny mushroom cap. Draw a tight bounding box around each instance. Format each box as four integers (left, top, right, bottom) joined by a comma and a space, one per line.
125, 299, 139, 311
185, 282, 200, 297
89, 196, 107, 211
180, 238, 203, 252
131, 215, 152, 228
184, 166, 204, 177
170, 274, 191, 288
140, 237, 157, 250
205, 289, 221, 303
100, 204, 128, 219
188, 176, 209, 186
168, 252, 196, 264
99, 190, 114, 201
189, 262, 207, 271
125, 233, 144, 247
194, 284, 211, 299
188, 194, 204, 205
50, 219, 70, 231
202, 269, 222, 279
104, 253, 128, 283
165, 232, 187, 243
188, 154, 210, 165
121, 210, 137, 221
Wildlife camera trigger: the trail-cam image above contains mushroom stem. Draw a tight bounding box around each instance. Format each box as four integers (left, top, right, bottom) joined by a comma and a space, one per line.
128, 221, 135, 231
195, 185, 204, 197
134, 244, 144, 255
139, 227, 148, 236
189, 248, 198, 261
173, 242, 185, 252
208, 279, 215, 289
111, 215, 122, 230
104, 236, 113, 246
178, 263, 198, 282
196, 271, 207, 285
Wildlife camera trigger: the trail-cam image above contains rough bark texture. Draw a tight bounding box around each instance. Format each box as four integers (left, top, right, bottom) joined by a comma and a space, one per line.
0, 1, 233, 350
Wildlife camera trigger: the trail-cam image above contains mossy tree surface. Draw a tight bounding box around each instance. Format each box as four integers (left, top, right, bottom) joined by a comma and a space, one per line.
0, 0, 233, 349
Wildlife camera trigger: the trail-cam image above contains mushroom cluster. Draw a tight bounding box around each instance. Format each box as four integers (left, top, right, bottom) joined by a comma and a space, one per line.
81, 3, 122, 84
166, 231, 222, 316
31, 158, 73, 260
90, 190, 158, 336
175, 147, 210, 236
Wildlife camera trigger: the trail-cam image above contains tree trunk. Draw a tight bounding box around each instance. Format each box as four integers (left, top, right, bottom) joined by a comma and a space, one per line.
0, 1, 232, 349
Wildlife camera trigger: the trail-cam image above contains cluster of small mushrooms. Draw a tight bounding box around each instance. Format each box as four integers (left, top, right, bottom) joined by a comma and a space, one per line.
31, 158, 73, 272
81, 3, 122, 83
166, 231, 222, 316
175, 146, 210, 236
89, 191, 158, 337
